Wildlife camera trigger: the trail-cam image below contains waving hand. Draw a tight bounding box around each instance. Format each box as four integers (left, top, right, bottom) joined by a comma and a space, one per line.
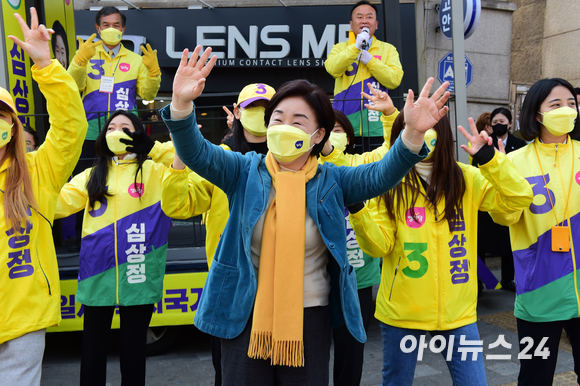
172, 46, 217, 110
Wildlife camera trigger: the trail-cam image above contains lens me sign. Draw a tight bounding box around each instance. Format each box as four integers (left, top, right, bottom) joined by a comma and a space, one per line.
75, 6, 374, 68
166, 24, 349, 68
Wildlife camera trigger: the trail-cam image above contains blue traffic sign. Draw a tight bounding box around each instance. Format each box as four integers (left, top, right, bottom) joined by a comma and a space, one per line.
438, 0, 481, 39
437, 52, 473, 92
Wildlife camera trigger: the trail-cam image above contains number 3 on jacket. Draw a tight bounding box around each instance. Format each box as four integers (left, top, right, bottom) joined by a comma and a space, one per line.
402, 242, 428, 279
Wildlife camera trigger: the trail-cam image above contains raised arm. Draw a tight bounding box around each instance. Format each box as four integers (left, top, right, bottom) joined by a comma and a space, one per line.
339, 78, 450, 205
136, 44, 162, 101
10, 8, 87, 193
66, 34, 101, 93
161, 47, 247, 193
55, 170, 90, 219
349, 199, 396, 258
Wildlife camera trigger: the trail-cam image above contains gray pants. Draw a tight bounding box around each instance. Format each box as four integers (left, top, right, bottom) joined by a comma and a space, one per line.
0, 329, 46, 386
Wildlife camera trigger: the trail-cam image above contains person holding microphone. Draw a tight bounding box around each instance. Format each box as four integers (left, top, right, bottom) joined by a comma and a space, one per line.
325, 0, 403, 140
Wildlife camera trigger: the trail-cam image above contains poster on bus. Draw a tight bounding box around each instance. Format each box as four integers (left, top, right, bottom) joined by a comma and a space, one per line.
44, 0, 76, 70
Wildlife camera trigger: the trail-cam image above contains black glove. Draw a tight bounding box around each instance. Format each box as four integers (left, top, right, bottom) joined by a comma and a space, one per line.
346, 202, 365, 214
120, 128, 154, 155
472, 141, 495, 166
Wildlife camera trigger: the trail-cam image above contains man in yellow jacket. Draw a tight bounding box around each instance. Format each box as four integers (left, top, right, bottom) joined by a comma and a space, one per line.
325, 0, 403, 138
68, 6, 161, 169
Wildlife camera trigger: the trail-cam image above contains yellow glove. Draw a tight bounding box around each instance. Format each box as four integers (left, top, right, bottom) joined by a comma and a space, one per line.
140, 43, 161, 78
73, 33, 101, 67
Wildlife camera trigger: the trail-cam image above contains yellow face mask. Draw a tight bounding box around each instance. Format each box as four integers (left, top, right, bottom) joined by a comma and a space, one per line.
266, 125, 319, 163
0, 120, 13, 149
99, 28, 123, 46
329, 132, 348, 152
240, 106, 267, 137
106, 130, 132, 155
539, 106, 577, 137
422, 129, 437, 161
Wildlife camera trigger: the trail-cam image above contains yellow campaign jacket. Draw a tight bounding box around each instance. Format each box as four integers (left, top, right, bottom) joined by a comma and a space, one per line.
68, 44, 161, 141
491, 139, 580, 323
325, 38, 403, 137
151, 141, 230, 268
55, 158, 190, 306
0, 61, 87, 344
351, 153, 533, 331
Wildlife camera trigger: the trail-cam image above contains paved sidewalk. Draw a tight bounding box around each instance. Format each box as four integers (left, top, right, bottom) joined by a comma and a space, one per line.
40, 266, 577, 386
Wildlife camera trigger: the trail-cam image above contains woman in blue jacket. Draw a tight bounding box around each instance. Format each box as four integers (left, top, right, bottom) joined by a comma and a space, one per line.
161, 46, 449, 385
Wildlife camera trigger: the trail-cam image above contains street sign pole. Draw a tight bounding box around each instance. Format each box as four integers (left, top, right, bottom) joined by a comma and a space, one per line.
451, 0, 469, 163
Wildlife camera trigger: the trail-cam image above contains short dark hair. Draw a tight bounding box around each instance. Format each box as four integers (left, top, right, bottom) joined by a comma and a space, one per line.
351, 0, 378, 18
265, 80, 334, 157
96, 6, 126, 27
490, 107, 512, 123
24, 127, 39, 148
333, 109, 355, 154
519, 78, 580, 141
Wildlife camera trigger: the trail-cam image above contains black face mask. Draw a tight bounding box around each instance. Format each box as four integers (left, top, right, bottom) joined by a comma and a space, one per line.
492, 123, 508, 137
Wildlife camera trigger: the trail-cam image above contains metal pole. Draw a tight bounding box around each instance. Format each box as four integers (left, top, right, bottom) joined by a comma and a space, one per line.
382, 0, 403, 112
450, 0, 469, 163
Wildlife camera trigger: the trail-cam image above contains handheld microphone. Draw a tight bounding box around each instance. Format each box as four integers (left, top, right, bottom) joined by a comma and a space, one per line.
361, 27, 369, 50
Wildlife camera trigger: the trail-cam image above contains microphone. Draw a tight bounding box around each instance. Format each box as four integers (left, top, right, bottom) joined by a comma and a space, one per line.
361, 27, 369, 50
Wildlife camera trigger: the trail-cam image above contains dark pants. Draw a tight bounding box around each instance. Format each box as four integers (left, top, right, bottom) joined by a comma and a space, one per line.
500, 254, 515, 285
221, 306, 331, 386
80, 304, 154, 386
212, 335, 222, 385
517, 317, 580, 385
332, 286, 373, 386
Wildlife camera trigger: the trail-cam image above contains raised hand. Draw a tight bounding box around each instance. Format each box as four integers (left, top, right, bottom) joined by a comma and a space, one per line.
74, 33, 101, 66
362, 84, 396, 115
223, 104, 235, 129
459, 117, 493, 155
403, 78, 450, 143
496, 138, 506, 154
120, 128, 154, 155
140, 43, 161, 77
172, 46, 217, 110
8, 8, 52, 69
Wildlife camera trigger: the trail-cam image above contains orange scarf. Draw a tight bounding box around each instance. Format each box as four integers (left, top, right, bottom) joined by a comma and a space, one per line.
247, 153, 318, 367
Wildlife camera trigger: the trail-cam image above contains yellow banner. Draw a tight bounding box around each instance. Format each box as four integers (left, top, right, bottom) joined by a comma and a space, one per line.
47, 272, 208, 332
1, 0, 35, 127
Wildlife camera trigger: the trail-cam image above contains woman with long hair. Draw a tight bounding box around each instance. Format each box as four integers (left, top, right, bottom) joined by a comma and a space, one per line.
160, 46, 449, 385
0, 9, 87, 384
490, 78, 580, 385
55, 110, 191, 385
347, 94, 534, 385
327, 109, 382, 386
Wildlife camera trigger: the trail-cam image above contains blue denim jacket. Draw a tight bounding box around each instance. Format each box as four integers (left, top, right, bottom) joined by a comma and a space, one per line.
160, 105, 427, 343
